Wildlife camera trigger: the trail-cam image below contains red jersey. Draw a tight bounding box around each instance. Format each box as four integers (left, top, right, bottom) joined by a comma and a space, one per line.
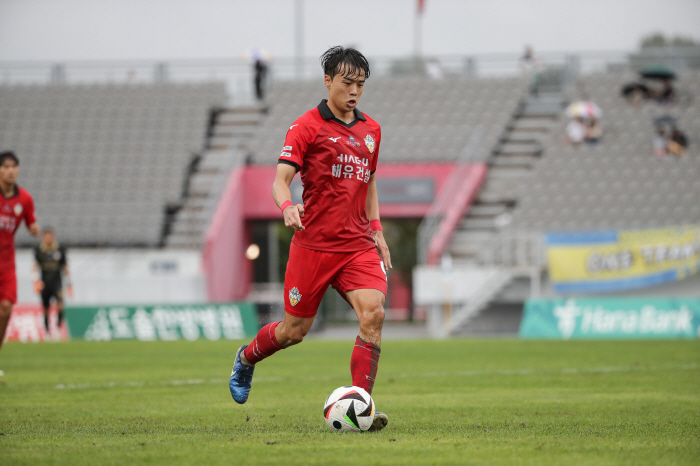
279, 100, 381, 252
0, 185, 36, 274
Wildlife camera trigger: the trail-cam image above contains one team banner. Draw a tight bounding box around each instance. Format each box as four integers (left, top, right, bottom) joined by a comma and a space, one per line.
65, 303, 259, 341
520, 297, 700, 339
546, 225, 700, 293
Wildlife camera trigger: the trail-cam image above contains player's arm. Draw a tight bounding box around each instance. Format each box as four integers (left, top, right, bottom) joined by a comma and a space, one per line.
62, 265, 74, 297
32, 252, 43, 294
25, 195, 39, 236
28, 222, 40, 236
273, 163, 305, 231
367, 173, 392, 269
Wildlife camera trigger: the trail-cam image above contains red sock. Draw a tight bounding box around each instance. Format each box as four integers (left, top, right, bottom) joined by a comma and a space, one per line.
350, 336, 381, 395
243, 321, 282, 365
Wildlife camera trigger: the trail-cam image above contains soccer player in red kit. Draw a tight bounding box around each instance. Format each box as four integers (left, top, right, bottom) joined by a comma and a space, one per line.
0, 151, 40, 373
230, 46, 391, 431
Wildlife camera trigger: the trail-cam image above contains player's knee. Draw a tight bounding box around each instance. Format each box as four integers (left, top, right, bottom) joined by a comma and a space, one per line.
361, 303, 385, 328
0, 302, 12, 318
286, 328, 305, 345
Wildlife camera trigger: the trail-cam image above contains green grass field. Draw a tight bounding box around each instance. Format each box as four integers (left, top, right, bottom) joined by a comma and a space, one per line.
1, 338, 698, 465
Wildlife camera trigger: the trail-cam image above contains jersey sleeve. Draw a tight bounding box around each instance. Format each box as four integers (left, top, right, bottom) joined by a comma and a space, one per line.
23, 192, 36, 227
371, 123, 381, 173
34, 246, 41, 264
278, 118, 314, 171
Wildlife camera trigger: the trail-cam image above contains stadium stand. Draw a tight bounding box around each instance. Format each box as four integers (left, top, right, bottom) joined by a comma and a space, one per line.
0, 82, 226, 247
246, 76, 529, 164
506, 70, 700, 233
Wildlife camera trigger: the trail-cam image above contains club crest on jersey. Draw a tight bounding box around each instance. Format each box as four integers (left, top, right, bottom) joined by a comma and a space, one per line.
364, 135, 375, 153
289, 287, 302, 306
13, 203, 23, 216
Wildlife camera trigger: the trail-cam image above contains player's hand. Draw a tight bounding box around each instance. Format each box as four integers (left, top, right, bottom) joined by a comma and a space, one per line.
283, 204, 305, 231
66, 284, 74, 298
29, 223, 40, 236
34, 280, 44, 294
373, 230, 392, 270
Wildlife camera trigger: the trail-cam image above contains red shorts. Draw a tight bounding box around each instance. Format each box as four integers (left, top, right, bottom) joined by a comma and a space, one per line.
0, 269, 17, 304
284, 242, 388, 318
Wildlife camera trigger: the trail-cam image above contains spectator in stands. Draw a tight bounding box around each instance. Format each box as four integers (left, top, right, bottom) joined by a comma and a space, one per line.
621, 82, 649, 107
654, 79, 677, 104
565, 117, 586, 146
667, 128, 688, 156
584, 118, 603, 145
653, 129, 668, 158
254, 58, 268, 101
426, 58, 444, 79
519, 45, 541, 73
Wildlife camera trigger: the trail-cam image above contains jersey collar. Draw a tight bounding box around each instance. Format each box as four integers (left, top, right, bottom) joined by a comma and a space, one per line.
1, 185, 19, 200
317, 99, 366, 127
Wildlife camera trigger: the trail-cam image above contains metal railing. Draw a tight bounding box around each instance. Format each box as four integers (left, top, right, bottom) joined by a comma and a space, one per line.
417, 127, 484, 265
0, 51, 635, 105
476, 230, 546, 269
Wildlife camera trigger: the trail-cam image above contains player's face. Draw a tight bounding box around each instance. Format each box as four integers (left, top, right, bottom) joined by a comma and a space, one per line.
325, 66, 366, 114
43, 231, 55, 244
0, 159, 19, 186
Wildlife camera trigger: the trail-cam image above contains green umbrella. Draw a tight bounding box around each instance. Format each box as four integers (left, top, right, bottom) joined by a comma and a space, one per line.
639, 64, 676, 80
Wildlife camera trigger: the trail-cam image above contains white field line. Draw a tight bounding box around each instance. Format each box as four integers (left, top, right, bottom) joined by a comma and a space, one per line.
53, 363, 700, 390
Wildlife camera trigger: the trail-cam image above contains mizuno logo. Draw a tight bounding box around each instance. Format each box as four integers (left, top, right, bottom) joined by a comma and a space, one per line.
290, 124, 299, 130
329, 137, 340, 142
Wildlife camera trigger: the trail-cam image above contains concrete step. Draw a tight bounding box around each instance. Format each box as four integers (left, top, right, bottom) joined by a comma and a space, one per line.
484, 166, 532, 178
520, 100, 564, 117
501, 133, 546, 144
489, 154, 537, 169
495, 142, 542, 155
459, 216, 499, 229
468, 203, 509, 217
507, 119, 554, 132
165, 233, 202, 248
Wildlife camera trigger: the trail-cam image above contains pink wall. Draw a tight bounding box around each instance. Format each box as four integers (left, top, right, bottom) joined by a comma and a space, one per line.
426, 163, 488, 265
202, 168, 252, 301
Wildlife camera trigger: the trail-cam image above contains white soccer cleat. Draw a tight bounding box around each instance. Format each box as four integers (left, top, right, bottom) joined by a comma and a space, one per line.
368, 411, 388, 432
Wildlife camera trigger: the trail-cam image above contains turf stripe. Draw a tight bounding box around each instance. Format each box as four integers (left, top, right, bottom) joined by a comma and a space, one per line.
52, 363, 699, 390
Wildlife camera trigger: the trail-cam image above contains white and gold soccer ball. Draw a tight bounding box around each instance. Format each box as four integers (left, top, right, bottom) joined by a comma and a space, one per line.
323, 385, 375, 432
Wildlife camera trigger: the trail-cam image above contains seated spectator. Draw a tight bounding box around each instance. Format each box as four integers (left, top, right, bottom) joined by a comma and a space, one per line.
565, 117, 586, 145
655, 79, 677, 104
621, 82, 649, 107
653, 129, 668, 158
585, 118, 603, 144
520, 46, 536, 72
667, 128, 688, 156
426, 58, 444, 80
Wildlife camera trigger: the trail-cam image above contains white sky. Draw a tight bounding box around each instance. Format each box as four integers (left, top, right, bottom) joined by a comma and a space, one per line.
1, 0, 699, 61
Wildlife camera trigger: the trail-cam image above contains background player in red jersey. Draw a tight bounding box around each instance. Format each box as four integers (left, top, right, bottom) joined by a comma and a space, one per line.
230, 46, 391, 431
0, 151, 40, 372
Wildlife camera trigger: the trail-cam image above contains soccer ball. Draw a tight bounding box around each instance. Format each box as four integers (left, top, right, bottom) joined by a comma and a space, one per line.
323, 385, 375, 432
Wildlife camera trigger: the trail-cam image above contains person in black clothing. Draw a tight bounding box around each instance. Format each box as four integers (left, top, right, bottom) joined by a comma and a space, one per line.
33, 226, 72, 334
254, 58, 268, 101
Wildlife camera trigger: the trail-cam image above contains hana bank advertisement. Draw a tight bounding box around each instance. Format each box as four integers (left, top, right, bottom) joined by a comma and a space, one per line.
520, 298, 700, 339
546, 225, 700, 293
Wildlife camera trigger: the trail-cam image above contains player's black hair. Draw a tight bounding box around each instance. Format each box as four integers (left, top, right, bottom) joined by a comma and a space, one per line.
320, 46, 370, 80
0, 151, 19, 166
